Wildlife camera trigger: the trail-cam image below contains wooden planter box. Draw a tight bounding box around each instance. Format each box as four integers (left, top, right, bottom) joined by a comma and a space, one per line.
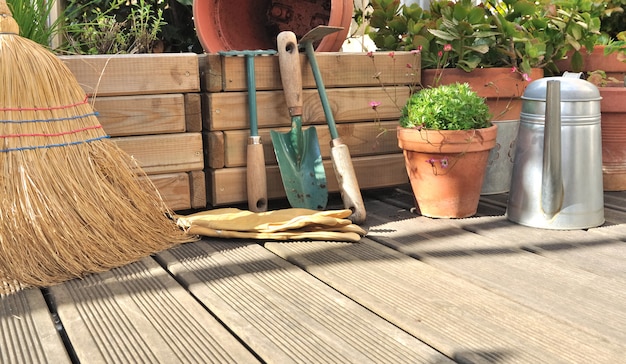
60, 53, 206, 211
201, 52, 419, 206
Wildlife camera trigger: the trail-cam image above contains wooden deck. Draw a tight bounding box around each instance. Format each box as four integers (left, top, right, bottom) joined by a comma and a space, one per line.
2, 185, 625, 363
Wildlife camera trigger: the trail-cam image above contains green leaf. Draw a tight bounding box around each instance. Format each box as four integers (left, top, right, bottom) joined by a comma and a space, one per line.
570, 50, 584, 72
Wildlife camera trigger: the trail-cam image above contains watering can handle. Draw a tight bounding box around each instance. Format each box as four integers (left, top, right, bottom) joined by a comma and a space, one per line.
541, 80, 564, 218
277, 31, 303, 117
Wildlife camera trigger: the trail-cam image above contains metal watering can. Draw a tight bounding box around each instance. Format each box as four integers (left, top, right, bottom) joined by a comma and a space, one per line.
506, 75, 604, 229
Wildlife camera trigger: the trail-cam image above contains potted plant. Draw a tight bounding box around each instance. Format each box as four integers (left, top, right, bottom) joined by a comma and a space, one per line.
396, 82, 497, 218
361, 0, 602, 194
553, 1, 626, 191
364, 0, 602, 115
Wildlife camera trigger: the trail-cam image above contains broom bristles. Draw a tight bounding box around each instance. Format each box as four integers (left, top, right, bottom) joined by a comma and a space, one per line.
0, 8, 196, 293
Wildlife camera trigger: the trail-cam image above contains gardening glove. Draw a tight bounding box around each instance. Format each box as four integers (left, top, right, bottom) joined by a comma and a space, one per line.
176, 208, 366, 242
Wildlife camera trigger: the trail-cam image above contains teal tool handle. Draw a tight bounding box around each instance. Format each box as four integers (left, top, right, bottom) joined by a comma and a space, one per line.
218, 50, 277, 136
304, 41, 339, 140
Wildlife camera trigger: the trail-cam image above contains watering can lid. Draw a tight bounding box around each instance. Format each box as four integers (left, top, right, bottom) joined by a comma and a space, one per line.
522, 76, 601, 102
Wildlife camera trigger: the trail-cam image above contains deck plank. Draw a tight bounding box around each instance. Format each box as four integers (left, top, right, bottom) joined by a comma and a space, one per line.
361, 200, 626, 346
0, 288, 70, 363
48, 257, 257, 363
156, 240, 452, 364
266, 235, 624, 363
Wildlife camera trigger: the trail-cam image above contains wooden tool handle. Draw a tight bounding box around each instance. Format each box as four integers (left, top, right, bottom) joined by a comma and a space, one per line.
277, 31, 303, 117
331, 143, 367, 224
247, 138, 268, 212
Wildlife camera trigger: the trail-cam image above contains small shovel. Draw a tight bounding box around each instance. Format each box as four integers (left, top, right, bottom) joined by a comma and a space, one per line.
271, 31, 328, 210
300, 26, 367, 224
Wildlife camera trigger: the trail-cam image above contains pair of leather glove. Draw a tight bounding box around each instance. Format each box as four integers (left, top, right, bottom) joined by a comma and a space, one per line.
176, 208, 366, 242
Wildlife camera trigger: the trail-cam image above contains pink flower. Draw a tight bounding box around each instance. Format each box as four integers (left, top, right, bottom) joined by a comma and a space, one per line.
369, 101, 382, 110
522, 73, 532, 82
388, 51, 395, 58
410, 49, 420, 55
426, 158, 436, 166
367, 51, 374, 58
443, 44, 452, 52
511, 66, 517, 73
438, 51, 443, 58
418, 45, 423, 51
440, 157, 449, 168
406, 63, 413, 69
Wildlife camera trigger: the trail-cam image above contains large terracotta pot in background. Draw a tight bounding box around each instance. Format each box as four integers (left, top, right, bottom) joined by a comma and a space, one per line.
555, 46, 626, 191
555, 45, 626, 80
421, 68, 543, 121
599, 87, 626, 191
193, 0, 352, 52
397, 125, 498, 218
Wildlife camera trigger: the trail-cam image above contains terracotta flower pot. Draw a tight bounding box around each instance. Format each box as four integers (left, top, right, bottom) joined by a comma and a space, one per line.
421, 68, 543, 121
193, 0, 352, 53
599, 87, 626, 191
397, 125, 498, 218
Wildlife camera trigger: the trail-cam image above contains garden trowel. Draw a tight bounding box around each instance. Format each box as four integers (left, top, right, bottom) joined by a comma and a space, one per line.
271, 31, 328, 210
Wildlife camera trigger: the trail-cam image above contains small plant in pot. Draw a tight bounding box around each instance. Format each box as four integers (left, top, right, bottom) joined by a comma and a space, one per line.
397, 82, 497, 218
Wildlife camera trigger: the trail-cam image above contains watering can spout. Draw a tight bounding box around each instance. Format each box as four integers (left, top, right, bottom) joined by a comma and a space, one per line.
541, 80, 564, 219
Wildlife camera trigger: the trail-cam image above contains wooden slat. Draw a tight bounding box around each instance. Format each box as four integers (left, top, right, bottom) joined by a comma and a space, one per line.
1, 289, 71, 363
199, 54, 225, 93
204, 131, 225, 169
222, 121, 399, 167
144, 173, 191, 211
61, 53, 200, 96
266, 237, 624, 363
93, 94, 186, 137
184, 93, 203, 132
207, 153, 407, 206
362, 200, 626, 348
113, 133, 204, 175
206, 86, 409, 131
190, 170, 207, 209
49, 258, 259, 363
202, 51, 421, 92
156, 240, 450, 363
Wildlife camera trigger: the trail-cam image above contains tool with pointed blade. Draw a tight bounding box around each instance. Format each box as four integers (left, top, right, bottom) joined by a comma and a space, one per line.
271, 31, 328, 210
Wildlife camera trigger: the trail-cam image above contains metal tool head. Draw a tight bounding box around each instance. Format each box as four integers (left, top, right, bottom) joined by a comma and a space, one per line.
300, 26, 344, 45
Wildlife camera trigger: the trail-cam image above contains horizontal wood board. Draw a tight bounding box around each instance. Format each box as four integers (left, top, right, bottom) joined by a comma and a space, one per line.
202, 51, 421, 92
211, 120, 398, 168
61, 53, 200, 97
207, 153, 407, 206
205, 86, 409, 131
113, 133, 204, 175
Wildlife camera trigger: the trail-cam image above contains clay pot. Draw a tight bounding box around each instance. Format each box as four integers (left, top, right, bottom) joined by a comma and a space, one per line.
599, 87, 626, 191
421, 68, 543, 121
555, 45, 626, 81
193, 0, 352, 53
397, 125, 498, 218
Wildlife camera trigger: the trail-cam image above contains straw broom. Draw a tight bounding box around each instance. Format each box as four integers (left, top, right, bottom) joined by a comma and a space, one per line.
0, 1, 196, 294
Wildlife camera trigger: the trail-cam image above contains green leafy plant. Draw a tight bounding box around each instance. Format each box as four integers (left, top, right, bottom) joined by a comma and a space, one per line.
59, 0, 164, 54
363, 0, 601, 76
595, 0, 626, 41
7, 0, 62, 46
57, 0, 200, 54
587, 69, 622, 86
400, 82, 491, 130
